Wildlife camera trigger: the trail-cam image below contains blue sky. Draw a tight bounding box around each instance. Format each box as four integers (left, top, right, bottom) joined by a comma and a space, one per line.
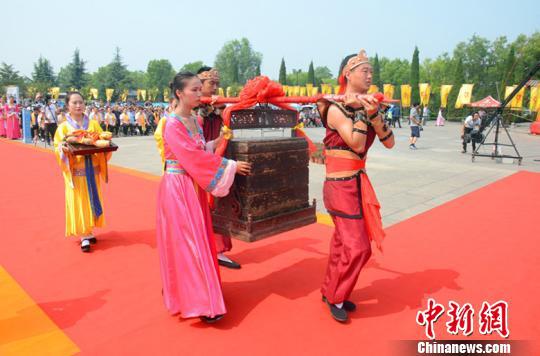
2, 0, 538, 78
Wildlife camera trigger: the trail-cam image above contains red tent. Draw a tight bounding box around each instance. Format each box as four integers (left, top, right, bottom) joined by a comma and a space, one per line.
467, 96, 501, 108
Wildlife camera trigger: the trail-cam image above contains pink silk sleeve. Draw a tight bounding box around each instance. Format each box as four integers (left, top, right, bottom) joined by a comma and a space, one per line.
209, 160, 237, 197
164, 117, 230, 192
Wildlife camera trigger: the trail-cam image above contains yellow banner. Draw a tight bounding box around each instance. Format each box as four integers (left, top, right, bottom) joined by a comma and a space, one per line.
141, 90, 147, 101
400, 85, 411, 107
49, 87, 60, 99
455, 84, 474, 109
163, 88, 170, 101
282, 85, 288, 96
300, 87, 307, 96
226, 87, 232, 98
440, 85, 453, 108
306, 83, 313, 93
293, 86, 300, 96
90, 88, 98, 100
419, 83, 431, 106
218, 88, 225, 97
105, 88, 114, 101
383, 84, 394, 99
368, 85, 379, 94
530, 85, 540, 112
136, 89, 141, 101
121, 90, 128, 101
504, 85, 525, 109
311, 87, 319, 96
319, 84, 330, 95
334, 85, 341, 95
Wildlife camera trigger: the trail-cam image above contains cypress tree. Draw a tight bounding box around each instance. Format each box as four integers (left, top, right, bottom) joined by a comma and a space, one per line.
307, 61, 315, 85
410, 47, 420, 104
279, 58, 287, 85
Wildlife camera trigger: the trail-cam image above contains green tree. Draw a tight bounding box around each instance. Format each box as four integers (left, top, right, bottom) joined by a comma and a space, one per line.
307, 61, 315, 85
255, 64, 261, 77
109, 47, 131, 90
279, 58, 287, 84
179, 61, 205, 73
86, 48, 132, 100
0, 63, 26, 94
58, 49, 89, 90
447, 56, 465, 117
500, 45, 516, 99
128, 71, 147, 90
379, 58, 410, 88
32, 56, 56, 93
147, 59, 175, 91
453, 35, 495, 100
287, 69, 307, 86
410, 47, 420, 104
372, 54, 381, 90
214, 38, 262, 87
314, 66, 334, 85
0, 63, 24, 85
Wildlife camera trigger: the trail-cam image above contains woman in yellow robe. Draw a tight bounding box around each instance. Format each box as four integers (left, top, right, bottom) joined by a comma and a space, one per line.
53, 91, 112, 252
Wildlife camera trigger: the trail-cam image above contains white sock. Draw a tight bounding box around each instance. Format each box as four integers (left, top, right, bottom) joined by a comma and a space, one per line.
217, 253, 233, 263
80, 234, 94, 241
335, 303, 343, 309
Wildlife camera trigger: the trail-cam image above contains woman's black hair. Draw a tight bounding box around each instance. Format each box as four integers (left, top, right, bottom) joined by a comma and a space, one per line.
169, 71, 197, 99
65, 91, 84, 105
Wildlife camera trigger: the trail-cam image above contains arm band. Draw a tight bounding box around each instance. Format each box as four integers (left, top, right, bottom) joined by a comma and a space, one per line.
352, 128, 368, 135
380, 131, 393, 142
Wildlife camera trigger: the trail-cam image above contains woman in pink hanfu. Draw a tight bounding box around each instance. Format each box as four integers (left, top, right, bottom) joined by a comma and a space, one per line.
5, 97, 21, 139
156, 72, 251, 324
0, 97, 6, 137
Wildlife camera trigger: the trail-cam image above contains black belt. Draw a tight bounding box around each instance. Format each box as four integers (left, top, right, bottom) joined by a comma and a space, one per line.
325, 170, 364, 181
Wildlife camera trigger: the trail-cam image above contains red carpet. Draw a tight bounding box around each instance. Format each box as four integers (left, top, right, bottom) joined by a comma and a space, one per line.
1, 139, 539, 355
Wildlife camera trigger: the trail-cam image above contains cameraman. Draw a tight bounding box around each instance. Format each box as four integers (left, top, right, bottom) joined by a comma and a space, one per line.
461, 112, 481, 153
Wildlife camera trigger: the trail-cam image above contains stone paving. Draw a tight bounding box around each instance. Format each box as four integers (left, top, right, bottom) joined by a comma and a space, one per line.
103, 120, 540, 227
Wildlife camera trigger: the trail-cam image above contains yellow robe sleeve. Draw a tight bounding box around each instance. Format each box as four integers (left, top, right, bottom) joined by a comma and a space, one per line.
53, 122, 75, 188
154, 116, 167, 168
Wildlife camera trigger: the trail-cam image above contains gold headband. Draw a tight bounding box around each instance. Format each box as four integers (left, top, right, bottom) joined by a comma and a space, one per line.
343, 49, 370, 74
198, 69, 220, 82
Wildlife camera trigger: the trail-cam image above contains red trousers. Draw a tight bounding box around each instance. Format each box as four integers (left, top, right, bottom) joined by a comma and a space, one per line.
321, 177, 372, 304
214, 233, 232, 254
321, 216, 371, 304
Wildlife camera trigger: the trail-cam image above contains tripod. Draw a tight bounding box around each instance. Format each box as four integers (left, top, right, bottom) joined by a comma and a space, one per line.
472, 60, 540, 165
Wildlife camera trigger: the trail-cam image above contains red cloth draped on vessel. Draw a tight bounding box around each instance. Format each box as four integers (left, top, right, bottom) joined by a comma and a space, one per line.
214, 76, 317, 157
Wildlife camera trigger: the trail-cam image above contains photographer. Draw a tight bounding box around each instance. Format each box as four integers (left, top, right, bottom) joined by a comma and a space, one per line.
461, 112, 482, 153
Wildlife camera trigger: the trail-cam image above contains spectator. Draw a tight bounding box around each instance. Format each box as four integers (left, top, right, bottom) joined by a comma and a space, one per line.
409, 102, 422, 150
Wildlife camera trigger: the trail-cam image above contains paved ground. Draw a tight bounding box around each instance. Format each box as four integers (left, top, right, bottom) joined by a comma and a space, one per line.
89, 120, 540, 227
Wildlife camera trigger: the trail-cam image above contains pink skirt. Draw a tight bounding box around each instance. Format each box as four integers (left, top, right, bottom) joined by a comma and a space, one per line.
0, 118, 6, 137
6, 115, 21, 139
156, 172, 226, 318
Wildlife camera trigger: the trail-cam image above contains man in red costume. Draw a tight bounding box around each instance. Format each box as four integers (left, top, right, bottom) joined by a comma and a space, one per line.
196, 66, 241, 269
316, 50, 395, 322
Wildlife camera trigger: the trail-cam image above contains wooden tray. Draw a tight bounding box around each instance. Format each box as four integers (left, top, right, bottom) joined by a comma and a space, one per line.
67, 142, 118, 156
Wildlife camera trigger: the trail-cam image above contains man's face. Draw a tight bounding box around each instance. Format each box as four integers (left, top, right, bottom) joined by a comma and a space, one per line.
201, 79, 219, 96
347, 63, 372, 93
